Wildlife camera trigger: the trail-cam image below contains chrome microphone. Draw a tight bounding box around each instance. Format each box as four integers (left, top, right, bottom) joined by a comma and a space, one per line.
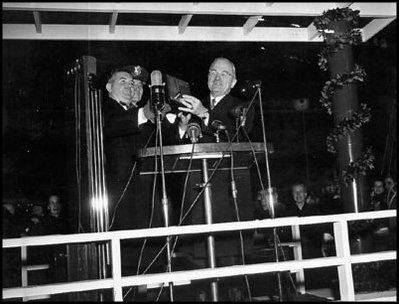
186, 116, 202, 143
229, 104, 245, 118
150, 70, 165, 110
211, 120, 227, 131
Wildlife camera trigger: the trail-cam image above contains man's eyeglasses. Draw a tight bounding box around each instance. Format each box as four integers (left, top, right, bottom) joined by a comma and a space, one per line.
208, 70, 234, 79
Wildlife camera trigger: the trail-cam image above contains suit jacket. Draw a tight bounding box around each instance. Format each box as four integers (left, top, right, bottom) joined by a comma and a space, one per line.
102, 96, 157, 230
102, 96, 154, 184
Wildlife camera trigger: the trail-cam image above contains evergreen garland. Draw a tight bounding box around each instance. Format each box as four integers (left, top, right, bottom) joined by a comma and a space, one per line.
314, 7, 374, 186
319, 64, 367, 115
326, 103, 371, 153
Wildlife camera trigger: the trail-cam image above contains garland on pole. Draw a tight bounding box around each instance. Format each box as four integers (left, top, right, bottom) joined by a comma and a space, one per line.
314, 7, 375, 186
326, 103, 371, 153
319, 64, 367, 115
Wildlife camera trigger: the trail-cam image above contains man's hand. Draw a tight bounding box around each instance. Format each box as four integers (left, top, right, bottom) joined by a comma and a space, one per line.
178, 94, 209, 119
143, 100, 172, 124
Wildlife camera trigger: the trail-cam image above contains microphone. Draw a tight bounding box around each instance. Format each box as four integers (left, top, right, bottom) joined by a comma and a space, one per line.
229, 104, 245, 118
150, 70, 165, 110
211, 120, 227, 131
186, 116, 202, 143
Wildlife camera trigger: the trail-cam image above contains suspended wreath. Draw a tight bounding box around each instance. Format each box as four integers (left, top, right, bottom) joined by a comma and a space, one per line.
319, 64, 367, 115
314, 8, 362, 71
341, 146, 375, 187
326, 103, 371, 153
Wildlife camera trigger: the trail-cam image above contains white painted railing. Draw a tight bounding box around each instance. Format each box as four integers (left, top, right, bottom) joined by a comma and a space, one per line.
2, 209, 396, 301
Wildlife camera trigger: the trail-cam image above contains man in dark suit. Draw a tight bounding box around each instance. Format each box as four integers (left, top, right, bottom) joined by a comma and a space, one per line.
102, 65, 159, 231
103, 65, 174, 276
163, 58, 255, 284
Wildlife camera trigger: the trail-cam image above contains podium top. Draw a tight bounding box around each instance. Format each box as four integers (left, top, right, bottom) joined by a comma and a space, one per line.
136, 142, 273, 175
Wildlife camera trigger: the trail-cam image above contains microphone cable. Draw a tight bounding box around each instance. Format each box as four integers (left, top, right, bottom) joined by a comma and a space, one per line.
241, 127, 298, 296
153, 142, 197, 301
124, 127, 159, 300
108, 128, 156, 231
225, 129, 253, 301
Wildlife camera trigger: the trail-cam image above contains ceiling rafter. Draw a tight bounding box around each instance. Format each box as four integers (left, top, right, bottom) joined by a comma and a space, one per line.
243, 16, 263, 35
178, 14, 193, 34
109, 12, 118, 34
32, 11, 42, 34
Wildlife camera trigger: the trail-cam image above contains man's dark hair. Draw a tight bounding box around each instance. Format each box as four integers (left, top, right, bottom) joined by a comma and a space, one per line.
106, 66, 132, 83
291, 182, 307, 192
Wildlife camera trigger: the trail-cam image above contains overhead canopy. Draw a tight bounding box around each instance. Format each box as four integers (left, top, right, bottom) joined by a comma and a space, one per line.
2, 2, 396, 42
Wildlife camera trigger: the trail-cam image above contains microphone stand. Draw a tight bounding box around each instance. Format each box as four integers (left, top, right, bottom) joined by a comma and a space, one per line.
255, 82, 283, 302
153, 101, 174, 301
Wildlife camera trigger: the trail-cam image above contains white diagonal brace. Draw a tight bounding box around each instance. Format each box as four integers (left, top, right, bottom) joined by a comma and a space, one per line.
361, 17, 396, 42
178, 14, 193, 34
33, 11, 41, 33
243, 15, 262, 35
307, 21, 320, 41
109, 12, 118, 34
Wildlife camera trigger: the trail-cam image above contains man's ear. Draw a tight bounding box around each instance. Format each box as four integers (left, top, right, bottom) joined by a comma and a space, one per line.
106, 82, 112, 93
230, 78, 237, 89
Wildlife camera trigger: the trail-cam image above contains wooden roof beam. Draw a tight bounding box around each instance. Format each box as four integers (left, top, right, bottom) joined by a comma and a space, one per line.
361, 17, 396, 42
4, 2, 394, 17
109, 12, 118, 34
2, 24, 324, 42
243, 16, 262, 35
33, 11, 41, 33
178, 14, 193, 34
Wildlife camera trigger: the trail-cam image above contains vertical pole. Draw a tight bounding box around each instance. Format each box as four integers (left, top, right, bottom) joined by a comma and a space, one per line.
156, 108, 174, 301
201, 159, 219, 301
326, 20, 367, 212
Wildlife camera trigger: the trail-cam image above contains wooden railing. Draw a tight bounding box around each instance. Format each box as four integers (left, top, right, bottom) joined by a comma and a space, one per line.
2, 209, 396, 301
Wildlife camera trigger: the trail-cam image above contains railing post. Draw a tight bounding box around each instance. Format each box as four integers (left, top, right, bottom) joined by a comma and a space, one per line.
291, 224, 306, 294
333, 219, 355, 301
111, 237, 123, 301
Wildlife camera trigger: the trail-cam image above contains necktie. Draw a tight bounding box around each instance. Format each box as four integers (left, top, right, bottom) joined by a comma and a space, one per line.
210, 98, 216, 110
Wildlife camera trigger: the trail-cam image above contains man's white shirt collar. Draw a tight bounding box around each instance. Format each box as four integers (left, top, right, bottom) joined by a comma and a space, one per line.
210, 95, 225, 107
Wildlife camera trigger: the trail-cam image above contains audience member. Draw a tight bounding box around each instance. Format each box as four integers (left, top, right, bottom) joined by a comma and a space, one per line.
25, 203, 47, 236
319, 180, 342, 214
253, 188, 291, 245
252, 188, 298, 301
41, 194, 69, 287
285, 182, 334, 258
368, 178, 387, 211
3, 202, 20, 238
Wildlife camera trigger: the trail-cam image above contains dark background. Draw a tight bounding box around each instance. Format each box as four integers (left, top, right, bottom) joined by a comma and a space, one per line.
2, 21, 396, 223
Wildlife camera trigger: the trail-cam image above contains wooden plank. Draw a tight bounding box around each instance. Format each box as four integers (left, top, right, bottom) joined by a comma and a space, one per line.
178, 14, 193, 34
109, 12, 118, 34
2, 2, 380, 16
2, 24, 323, 42
361, 17, 396, 42
32, 11, 41, 33
243, 15, 262, 35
